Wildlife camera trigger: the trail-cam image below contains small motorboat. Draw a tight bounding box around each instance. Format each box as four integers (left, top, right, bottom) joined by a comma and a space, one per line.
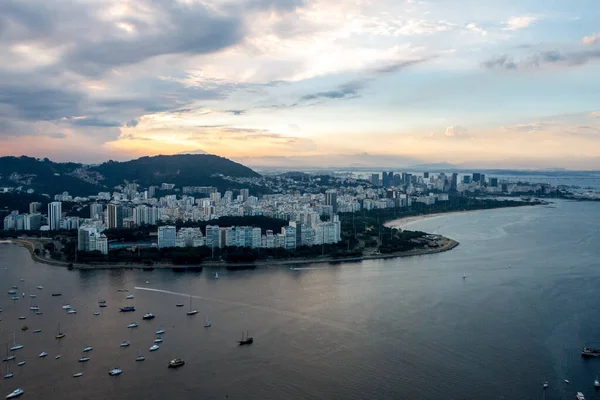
39, 352, 47, 358
54, 355, 61, 360
120, 341, 130, 348
99, 303, 107, 308
32, 329, 41, 333
11, 286, 17, 290
127, 323, 138, 329
78, 357, 89, 363
595, 376, 600, 388
108, 368, 123, 376
135, 356, 145, 362
155, 329, 165, 335
120, 306, 135, 312
36, 286, 43, 290
67, 310, 77, 314
577, 392, 586, 400
9, 345, 23, 352
17, 361, 25, 367
93, 312, 100, 316
17, 317, 25, 320
29, 294, 36, 298
142, 313, 155, 320
4, 372, 13, 379
98, 299, 106, 304
168, 358, 185, 368
62, 305, 72, 310
56, 333, 65, 339
543, 381, 548, 389
83, 346, 93, 353
35, 311, 42, 315
149, 345, 159, 352
2, 356, 15, 362
154, 338, 163, 344
29, 306, 40, 311
51, 293, 62, 297
175, 303, 184, 307
19, 279, 24, 282
186, 310, 198, 316
10, 297, 19, 301
73, 372, 83, 378
5, 388, 24, 399
7, 290, 16, 295
565, 380, 570, 384
126, 295, 134, 300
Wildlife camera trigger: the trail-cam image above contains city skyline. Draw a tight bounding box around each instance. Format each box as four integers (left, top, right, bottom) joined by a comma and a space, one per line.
0, 0, 599, 169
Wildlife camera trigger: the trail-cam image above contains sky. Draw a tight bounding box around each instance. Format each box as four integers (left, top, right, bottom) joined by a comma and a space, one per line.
0, 0, 599, 169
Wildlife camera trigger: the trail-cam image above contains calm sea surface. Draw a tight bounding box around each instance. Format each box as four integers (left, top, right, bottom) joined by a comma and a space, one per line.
1, 200, 600, 400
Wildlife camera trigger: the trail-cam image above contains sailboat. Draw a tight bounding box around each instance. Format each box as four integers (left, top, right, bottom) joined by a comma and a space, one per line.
3, 345, 15, 362
5, 388, 24, 399
186, 296, 198, 316
55, 322, 65, 339
215, 272, 219, 280
135, 350, 145, 362
3, 361, 13, 379
9, 332, 23, 351
204, 315, 211, 328
238, 330, 254, 345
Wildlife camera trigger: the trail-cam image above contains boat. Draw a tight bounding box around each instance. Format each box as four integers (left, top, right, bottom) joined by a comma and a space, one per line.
135, 350, 145, 362
36, 286, 43, 290
120, 341, 130, 348
16, 362, 24, 367
142, 313, 155, 320
62, 305, 72, 310
2, 345, 15, 362
67, 309, 77, 314
7, 290, 16, 295
543, 381, 549, 389
9, 332, 23, 351
55, 355, 61, 360
168, 358, 185, 368
204, 315, 211, 328
153, 338, 163, 344
51, 293, 62, 297
215, 272, 219, 280
35, 311, 42, 315
29, 294, 36, 298
29, 306, 40, 311
73, 372, 83, 378
238, 331, 254, 346
20, 326, 27, 332
126, 295, 134, 300
186, 296, 198, 316
595, 377, 600, 388
582, 347, 600, 358
99, 304, 107, 308
11, 286, 17, 290
55, 322, 65, 339
565, 380, 570, 384
17, 317, 25, 320
93, 312, 100, 316
32, 329, 41, 333
120, 306, 135, 312
78, 357, 89, 363
117, 289, 129, 292
155, 329, 165, 335
127, 323, 138, 328
98, 299, 106, 304
108, 367, 123, 376
149, 344, 159, 352
10, 297, 19, 301
39, 352, 47, 358
83, 346, 93, 352
5, 388, 23, 399
175, 303, 184, 307
577, 392, 585, 400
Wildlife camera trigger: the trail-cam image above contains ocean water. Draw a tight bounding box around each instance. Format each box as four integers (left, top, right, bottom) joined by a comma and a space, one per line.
0, 200, 599, 399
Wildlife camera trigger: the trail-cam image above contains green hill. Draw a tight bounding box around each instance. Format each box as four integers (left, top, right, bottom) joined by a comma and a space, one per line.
0, 154, 260, 196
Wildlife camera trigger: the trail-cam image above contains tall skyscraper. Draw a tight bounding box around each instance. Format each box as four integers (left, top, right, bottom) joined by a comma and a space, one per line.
480, 174, 486, 185
90, 203, 103, 219
463, 175, 471, 184
157, 226, 177, 249
423, 172, 429, 179
29, 202, 42, 214
382, 172, 389, 187
450, 173, 458, 191
106, 204, 123, 229
371, 173, 380, 186
472, 172, 481, 182
490, 177, 498, 187
240, 189, 250, 202
47, 202, 62, 230
325, 189, 338, 215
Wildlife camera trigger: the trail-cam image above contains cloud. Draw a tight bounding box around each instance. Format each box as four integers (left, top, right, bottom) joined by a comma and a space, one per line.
482, 49, 600, 70
65, 117, 122, 127
126, 119, 139, 128
301, 80, 365, 101
465, 23, 487, 36
444, 125, 468, 138
503, 16, 537, 31
590, 112, 600, 118
224, 109, 246, 116
582, 33, 600, 45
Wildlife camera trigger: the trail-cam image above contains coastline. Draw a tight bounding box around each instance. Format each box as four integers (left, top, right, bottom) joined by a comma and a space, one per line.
7, 237, 459, 270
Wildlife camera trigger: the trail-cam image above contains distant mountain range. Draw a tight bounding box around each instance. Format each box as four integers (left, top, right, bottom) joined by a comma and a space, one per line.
0, 154, 259, 196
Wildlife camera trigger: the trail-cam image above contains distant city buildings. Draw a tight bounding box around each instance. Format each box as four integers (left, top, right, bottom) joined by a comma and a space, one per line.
77, 226, 108, 255
48, 201, 62, 230
157, 226, 177, 249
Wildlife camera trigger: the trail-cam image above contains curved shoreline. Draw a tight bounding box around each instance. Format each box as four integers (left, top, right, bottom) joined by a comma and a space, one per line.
7, 237, 459, 270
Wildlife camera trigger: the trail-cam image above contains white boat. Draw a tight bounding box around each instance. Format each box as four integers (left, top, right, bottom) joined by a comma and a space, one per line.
29, 294, 36, 298
127, 323, 138, 328
54, 355, 61, 360
83, 346, 93, 352
7, 290, 16, 295
204, 315, 211, 328
215, 272, 219, 280
155, 329, 165, 335
576, 392, 585, 400
62, 305, 72, 310
595, 376, 600, 388
186, 296, 198, 316
126, 295, 134, 300
108, 368, 123, 376
142, 313, 155, 320
29, 306, 39, 311
73, 372, 83, 378
149, 344, 159, 351
153, 338, 163, 344
67, 310, 77, 314
39, 352, 47, 358
3, 362, 13, 379
543, 381, 548, 389
55, 322, 65, 339
120, 341, 130, 348
10, 332, 23, 351
565, 380, 570, 384
5, 388, 23, 399
19, 279, 24, 282
16, 362, 24, 367
93, 312, 100, 316
35, 311, 42, 315
135, 350, 145, 361
78, 357, 89, 362
36, 286, 43, 290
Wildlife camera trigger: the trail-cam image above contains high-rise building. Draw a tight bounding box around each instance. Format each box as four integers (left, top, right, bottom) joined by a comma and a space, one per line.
29, 202, 42, 214
423, 172, 430, 179
47, 201, 62, 230
490, 177, 498, 187
148, 186, 156, 198
371, 173, 380, 186
106, 204, 123, 229
463, 175, 471, 184
480, 174, 486, 185
282, 226, 297, 250
325, 189, 338, 215
393, 174, 401, 186
382, 172, 389, 187
472, 172, 481, 183
77, 226, 109, 255
240, 189, 250, 202
158, 226, 177, 249
205, 225, 221, 249
90, 203, 103, 219
24, 213, 42, 231
450, 173, 458, 191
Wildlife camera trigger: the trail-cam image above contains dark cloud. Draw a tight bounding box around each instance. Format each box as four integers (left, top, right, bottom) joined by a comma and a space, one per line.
483, 49, 600, 70
301, 80, 365, 101
67, 117, 122, 127
225, 109, 246, 115
126, 119, 139, 128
